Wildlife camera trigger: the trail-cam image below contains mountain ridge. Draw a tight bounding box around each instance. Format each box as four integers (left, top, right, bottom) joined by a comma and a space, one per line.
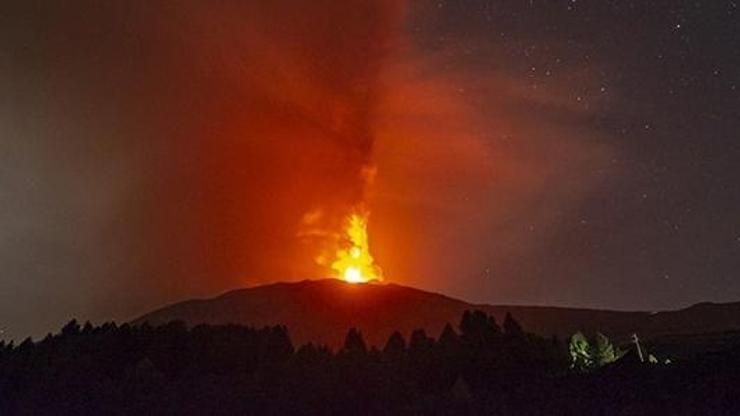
133, 279, 740, 348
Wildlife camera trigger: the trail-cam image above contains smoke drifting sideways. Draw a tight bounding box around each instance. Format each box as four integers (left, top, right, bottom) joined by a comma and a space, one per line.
369, 6, 616, 307
0, 1, 404, 339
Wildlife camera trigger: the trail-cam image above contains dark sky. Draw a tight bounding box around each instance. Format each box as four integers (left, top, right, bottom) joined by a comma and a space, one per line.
1, 0, 739, 340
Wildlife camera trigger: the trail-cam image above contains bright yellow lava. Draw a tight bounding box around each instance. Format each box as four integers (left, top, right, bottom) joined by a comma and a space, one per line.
332, 212, 382, 284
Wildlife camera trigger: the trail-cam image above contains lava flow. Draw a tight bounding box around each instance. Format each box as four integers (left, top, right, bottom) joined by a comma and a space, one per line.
332, 211, 382, 284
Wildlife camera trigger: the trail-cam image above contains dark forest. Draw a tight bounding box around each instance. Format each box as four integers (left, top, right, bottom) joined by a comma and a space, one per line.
1, 311, 739, 415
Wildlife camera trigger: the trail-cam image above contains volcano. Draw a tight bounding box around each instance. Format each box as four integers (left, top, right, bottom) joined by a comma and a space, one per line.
133, 279, 740, 348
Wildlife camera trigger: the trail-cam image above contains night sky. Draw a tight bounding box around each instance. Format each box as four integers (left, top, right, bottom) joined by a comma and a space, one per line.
1, 0, 739, 341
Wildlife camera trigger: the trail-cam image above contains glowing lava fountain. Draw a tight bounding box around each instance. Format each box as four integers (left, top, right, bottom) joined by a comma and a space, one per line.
332, 211, 382, 284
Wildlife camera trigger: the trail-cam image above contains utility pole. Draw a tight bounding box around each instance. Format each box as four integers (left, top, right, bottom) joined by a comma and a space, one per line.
632, 333, 644, 362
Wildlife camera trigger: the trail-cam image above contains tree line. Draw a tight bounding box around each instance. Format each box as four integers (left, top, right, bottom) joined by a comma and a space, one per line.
0, 310, 738, 415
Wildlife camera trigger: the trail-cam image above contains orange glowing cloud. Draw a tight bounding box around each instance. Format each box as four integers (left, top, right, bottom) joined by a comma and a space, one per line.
367, 41, 615, 297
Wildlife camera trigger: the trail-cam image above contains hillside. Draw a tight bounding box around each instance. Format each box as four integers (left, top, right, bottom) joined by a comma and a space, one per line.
133, 279, 740, 348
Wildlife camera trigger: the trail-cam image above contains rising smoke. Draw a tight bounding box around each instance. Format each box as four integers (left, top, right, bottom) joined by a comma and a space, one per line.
0, 0, 404, 339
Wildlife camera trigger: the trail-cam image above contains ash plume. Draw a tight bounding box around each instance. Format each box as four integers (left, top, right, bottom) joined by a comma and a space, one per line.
0, 0, 404, 339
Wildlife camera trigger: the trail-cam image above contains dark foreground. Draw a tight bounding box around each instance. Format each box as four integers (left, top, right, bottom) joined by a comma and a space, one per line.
1, 311, 738, 415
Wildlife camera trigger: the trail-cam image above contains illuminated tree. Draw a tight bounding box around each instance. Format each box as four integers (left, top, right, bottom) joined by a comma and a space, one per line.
569, 332, 624, 372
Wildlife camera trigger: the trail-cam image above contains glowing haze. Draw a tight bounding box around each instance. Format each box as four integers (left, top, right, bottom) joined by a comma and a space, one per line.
1, 0, 405, 340
2, 0, 739, 341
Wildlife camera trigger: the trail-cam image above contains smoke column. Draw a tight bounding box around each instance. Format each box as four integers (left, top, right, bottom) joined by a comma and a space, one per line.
0, 0, 404, 339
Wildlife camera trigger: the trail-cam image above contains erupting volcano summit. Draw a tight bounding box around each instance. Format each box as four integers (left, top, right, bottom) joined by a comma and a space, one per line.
331, 211, 382, 284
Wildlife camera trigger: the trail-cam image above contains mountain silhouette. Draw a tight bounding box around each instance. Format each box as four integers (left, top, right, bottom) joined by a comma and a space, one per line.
133, 279, 740, 348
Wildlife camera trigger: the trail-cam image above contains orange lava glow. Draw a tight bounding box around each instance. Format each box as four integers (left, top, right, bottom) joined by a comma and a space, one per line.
332, 211, 382, 284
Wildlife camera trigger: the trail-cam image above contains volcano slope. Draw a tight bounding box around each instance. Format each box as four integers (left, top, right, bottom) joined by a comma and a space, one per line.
134, 279, 740, 348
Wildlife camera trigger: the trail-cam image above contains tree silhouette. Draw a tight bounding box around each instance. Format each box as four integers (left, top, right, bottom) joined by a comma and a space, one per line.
408, 329, 434, 353
382, 331, 406, 360
438, 323, 461, 352
61, 319, 80, 337
342, 328, 367, 356
503, 312, 524, 338
2, 311, 722, 414
459, 310, 500, 347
